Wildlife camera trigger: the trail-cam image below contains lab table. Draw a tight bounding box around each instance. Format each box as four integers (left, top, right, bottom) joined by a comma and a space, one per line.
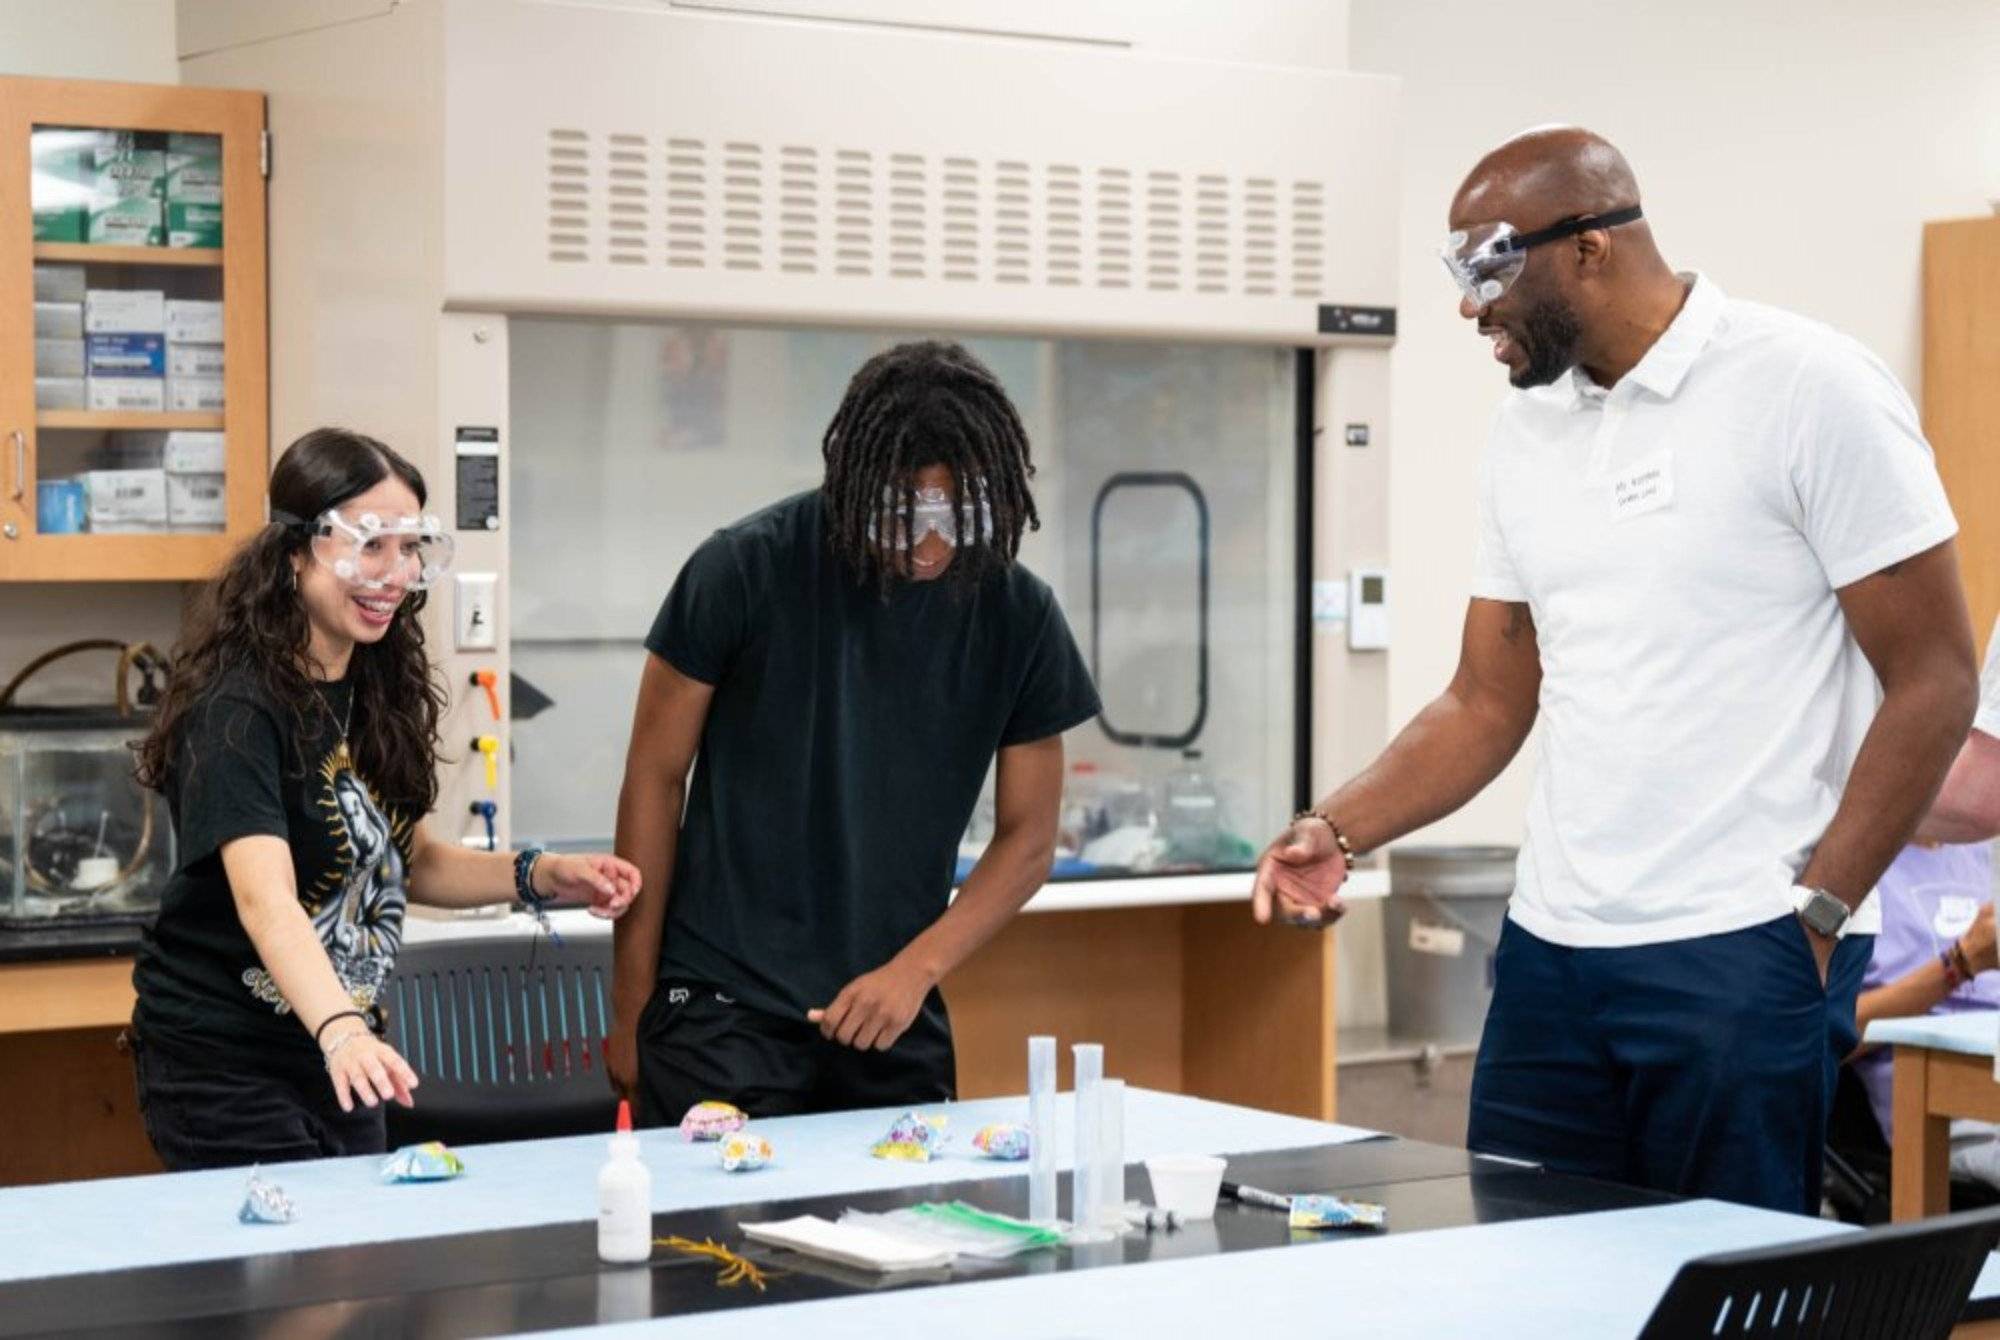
4, 1087, 1997, 1338
1864, 1010, 2000, 1222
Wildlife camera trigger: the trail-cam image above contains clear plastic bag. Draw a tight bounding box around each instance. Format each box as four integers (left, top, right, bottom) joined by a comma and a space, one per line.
840, 1202, 1065, 1261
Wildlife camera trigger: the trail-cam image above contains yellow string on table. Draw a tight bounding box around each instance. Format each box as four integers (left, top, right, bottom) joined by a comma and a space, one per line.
654, 1235, 776, 1292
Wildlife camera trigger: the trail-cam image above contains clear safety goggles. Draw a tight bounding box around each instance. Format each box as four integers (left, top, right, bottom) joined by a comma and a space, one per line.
867, 483, 993, 551
1439, 204, 1644, 306
294, 507, 454, 591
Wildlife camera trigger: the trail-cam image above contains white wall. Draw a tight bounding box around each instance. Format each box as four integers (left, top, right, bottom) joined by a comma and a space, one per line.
0, 0, 177, 82
665, 0, 1347, 69
0, 1, 183, 703
1351, 0, 2000, 846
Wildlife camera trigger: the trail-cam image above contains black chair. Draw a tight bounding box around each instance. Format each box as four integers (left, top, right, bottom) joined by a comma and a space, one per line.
1636, 1204, 2000, 1338
382, 932, 619, 1148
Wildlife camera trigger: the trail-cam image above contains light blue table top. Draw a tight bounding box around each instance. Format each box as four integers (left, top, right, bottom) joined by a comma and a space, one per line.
0, 1088, 1371, 1283
523, 1199, 1859, 1340
1864, 1009, 2000, 1057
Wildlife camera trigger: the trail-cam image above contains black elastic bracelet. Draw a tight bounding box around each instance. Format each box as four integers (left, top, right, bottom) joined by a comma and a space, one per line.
313, 1009, 367, 1048
515, 846, 548, 907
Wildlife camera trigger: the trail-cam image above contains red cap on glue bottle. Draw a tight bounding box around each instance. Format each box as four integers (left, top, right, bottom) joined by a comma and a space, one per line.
609, 1097, 641, 1161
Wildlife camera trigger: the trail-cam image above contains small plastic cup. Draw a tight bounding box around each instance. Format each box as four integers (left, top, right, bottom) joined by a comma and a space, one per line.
1144, 1154, 1226, 1221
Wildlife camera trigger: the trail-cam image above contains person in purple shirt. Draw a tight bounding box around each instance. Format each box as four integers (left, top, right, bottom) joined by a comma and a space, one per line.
1853, 619, 2000, 1185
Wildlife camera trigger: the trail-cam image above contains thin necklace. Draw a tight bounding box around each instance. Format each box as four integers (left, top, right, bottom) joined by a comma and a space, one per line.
311, 679, 354, 745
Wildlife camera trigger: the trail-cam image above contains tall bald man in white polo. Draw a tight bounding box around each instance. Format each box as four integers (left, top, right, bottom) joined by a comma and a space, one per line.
1250, 128, 1978, 1214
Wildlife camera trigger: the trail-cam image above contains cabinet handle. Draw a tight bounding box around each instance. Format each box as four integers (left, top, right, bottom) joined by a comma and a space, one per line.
8, 430, 22, 503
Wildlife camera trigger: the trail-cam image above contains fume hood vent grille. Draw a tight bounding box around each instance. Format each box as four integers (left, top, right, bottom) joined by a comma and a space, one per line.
542, 130, 1334, 301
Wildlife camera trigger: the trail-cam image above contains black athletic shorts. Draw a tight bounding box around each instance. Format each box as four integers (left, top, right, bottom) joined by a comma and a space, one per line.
634, 979, 955, 1128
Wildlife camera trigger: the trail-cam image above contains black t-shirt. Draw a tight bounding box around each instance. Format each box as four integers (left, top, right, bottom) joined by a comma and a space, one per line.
646, 490, 1100, 1020
133, 667, 416, 1060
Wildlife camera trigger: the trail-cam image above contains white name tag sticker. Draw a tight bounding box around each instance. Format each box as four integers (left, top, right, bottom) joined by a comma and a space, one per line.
1935, 895, 1979, 940
1610, 452, 1674, 519
1409, 920, 1466, 958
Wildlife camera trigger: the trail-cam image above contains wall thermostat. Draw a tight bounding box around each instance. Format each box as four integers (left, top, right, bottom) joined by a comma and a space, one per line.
1348, 567, 1389, 651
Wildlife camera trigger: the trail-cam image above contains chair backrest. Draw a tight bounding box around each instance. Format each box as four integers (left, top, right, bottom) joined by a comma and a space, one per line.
1637, 1205, 2000, 1339
382, 933, 619, 1147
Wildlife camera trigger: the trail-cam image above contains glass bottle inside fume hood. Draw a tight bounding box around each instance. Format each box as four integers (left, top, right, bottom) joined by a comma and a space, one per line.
1058, 760, 1105, 857
1161, 749, 1222, 868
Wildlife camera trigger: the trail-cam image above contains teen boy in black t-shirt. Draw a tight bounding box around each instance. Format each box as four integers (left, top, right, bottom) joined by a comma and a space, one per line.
609, 340, 1100, 1124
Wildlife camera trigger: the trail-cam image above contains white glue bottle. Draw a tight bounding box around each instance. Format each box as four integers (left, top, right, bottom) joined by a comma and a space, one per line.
597, 1098, 653, 1264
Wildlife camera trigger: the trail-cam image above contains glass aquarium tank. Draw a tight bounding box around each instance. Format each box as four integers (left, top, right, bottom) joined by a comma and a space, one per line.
0, 714, 172, 928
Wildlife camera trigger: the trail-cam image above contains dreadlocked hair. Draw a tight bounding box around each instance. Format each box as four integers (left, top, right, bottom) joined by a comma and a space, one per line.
135, 428, 447, 816
821, 339, 1039, 594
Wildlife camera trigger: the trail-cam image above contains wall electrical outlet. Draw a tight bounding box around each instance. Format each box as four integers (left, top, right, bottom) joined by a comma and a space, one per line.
1347, 568, 1389, 651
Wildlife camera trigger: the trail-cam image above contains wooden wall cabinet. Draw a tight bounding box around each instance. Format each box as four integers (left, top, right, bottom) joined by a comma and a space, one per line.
0, 76, 266, 581
1923, 215, 2000, 642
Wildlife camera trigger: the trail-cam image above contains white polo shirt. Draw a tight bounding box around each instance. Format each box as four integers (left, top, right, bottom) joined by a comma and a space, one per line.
1473, 274, 1957, 947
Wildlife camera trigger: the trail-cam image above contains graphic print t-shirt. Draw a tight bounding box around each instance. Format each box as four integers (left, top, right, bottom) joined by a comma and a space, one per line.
133, 667, 415, 1060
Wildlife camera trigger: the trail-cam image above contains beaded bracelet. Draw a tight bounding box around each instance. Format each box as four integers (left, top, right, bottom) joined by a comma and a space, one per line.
514, 846, 548, 907
1292, 809, 1356, 870
514, 846, 563, 950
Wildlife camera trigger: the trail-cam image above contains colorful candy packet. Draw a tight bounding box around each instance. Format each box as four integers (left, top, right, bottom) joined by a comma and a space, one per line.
238, 1170, 296, 1224
970, 1122, 1030, 1161
870, 1110, 949, 1161
680, 1100, 749, 1141
1287, 1193, 1387, 1231
381, 1141, 466, 1182
720, 1131, 774, 1172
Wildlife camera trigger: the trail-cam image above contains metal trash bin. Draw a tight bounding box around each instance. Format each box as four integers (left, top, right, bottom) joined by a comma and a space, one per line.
1384, 846, 1517, 1045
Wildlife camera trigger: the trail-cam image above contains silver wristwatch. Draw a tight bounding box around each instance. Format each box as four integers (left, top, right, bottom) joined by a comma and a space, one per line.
1790, 884, 1851, 938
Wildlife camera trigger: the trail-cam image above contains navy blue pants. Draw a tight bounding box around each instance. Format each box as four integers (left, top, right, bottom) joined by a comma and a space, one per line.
1467, 913, 1872, 1214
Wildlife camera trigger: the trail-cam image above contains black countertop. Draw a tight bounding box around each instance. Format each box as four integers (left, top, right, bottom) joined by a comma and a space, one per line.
0, 920, 146, 964
0, 1139, 1673, 1338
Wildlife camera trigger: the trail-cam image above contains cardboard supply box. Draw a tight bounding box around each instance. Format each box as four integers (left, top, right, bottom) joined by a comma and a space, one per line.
85, 289, 165, 334
89, 132, 167, 247
86, 333, 166, 378
166, 473, 226, 530
166, 376, 225, 413
88, 376, 167, 413
34, 301, 82, 339
88, 196, 162, 248
33, 264, 86, 304
166, 201, 224, 249
164, 299, 224, 344
162, 431, 226, 474
30, 131, 93, 242
35, 338, 84, 378
34, 377, 85, 411
90, 132, 166, 194
165, 135, 224, 247
85, 468, 168, 526
166, 343, 225, 379
92, 432, 168, 470
165, 137, 222, 201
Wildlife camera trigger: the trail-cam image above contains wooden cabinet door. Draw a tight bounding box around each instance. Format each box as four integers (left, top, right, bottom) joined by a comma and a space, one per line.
0, 76, 265, 582
0, 78, 34, 554
1924, 216, 2000, 645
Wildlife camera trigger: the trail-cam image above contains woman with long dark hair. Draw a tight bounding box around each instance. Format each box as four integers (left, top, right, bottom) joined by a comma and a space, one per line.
131, 427, 640, 1170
